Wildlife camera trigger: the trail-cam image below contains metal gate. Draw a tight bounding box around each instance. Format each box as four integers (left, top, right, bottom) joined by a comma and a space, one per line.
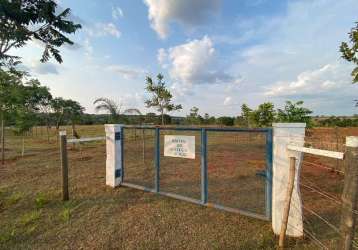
120, 126, 273, 221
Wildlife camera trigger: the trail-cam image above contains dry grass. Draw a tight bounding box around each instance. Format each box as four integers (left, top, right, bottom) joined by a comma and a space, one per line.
0, 125, 355, 249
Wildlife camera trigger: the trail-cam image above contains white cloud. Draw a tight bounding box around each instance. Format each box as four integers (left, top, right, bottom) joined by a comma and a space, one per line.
83, 39, 93, 58
144, 0, 220, 38
86, 22, 121, 38
159, 36, 239, 95
106, 65, 146, 79
29, 61, 59, 75
157, 48, 168, 67
112, 6, 124, 20
223, 96, 232, 106
265, 63, 351, 97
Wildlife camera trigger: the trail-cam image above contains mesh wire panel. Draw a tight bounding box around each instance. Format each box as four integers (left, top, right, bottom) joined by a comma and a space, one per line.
159, 129, 201, 200
207, 131, 267, 215
123, 128, 156, 189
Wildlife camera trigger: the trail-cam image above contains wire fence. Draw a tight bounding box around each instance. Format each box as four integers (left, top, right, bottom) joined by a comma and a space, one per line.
294, 128, 358, 249
2, 125, 358, 249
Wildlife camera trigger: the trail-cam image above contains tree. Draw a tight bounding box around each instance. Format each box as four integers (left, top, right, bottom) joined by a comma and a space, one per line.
51, 97, 68, 130
145, 74, 182, 125
0, 72, 51, 162
93, 97, 141, 124
63, 99, 84, 138
0, 0, 82, 67
340, 22, 358, 83
93, 98, 122, 123
241, 104, 253, 127
187, 106, 201, 125
36, 88, 53, 142
277, 101, 312, 125
217, 116, 235, 126
144, 112, 158, 124
251, 102, 275, 127
0, 69, 23, 164
51, 97, 84, 137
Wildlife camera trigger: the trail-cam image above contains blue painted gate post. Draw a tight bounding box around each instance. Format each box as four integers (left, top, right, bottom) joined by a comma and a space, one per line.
265, 128, 273, 220
201, 128, 208, 204
105, 124, 124, 187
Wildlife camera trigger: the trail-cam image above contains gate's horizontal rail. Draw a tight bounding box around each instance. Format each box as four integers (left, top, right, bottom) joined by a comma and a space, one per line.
67, 136, 105, 144
122, 125, 271, 133
121, 182, 270, 221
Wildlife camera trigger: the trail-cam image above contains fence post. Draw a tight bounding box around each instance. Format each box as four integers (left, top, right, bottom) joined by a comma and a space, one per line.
340, 136, 358, 250
105, 124, 123, 187
59, 131, 69, 201
279, 156, 296, 248
155, 128, 160, 193
272, 123, 305, 237
201, 128, 208, 204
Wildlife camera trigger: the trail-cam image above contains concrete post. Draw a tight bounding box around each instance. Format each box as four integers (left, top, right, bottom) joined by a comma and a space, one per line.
272, 123, 306, 237
105, 124, 123, 187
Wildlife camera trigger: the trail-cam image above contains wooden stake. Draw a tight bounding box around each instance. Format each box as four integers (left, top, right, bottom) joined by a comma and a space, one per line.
279, 157, 296, 249
340, 136, 358, 250
59, 131, 69, 201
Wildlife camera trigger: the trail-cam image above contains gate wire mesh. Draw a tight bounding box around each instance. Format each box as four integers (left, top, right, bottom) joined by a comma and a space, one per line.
122, 126, 270, 219
207, 131, 267, 216
159, 129, 201, 200
123, 127, 156, 189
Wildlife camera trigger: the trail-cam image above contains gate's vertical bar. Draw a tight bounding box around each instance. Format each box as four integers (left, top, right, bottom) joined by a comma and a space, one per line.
155, 128, 160, 192
120, 126, 124, 184
201, 128, 208, 204
265, 128, 273, 220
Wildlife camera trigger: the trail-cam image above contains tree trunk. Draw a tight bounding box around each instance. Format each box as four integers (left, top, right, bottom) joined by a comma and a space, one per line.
1, 112, 4, 165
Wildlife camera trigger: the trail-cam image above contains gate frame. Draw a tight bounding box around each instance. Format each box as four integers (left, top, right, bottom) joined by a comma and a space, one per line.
106, 124, 273, 221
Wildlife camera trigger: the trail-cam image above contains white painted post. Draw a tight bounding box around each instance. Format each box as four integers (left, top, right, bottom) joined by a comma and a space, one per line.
105, 124, 123, 187
272, 123, 306, 237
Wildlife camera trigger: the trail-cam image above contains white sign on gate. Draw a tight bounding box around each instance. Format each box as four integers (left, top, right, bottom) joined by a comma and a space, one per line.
164, 135, 195, 159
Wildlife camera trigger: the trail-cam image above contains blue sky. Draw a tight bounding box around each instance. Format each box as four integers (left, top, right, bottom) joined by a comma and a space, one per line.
13, 0, 358, 116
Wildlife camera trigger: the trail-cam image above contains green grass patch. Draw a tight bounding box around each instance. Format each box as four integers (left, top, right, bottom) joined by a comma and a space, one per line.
59, 206, 71, 223
5, 192, 23, 207
34, 192, 48, 209
19, 210, 41, 226
0, 228, 16, 244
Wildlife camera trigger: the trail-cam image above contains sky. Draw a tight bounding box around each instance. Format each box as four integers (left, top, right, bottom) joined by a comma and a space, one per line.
12, 0, 358, 117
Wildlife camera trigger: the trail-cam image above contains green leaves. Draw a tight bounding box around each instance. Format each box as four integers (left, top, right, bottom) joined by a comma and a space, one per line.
0, 0, 82, 66
145, 74, 182, 125
277, 101, 312, 126
340, 22, 358, 83
0, 69, 52, 134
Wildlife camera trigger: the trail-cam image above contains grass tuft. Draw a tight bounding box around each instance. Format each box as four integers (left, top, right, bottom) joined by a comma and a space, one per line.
35, 192, 48, 209
0, 229, 16, 243
6, 192, 23, 206
20, 210, 41, 226
59, 207, 71, 223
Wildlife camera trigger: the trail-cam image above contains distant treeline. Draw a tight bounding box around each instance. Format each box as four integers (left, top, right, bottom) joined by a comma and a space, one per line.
313, 116, 358, 127
18, 113, 358, 128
